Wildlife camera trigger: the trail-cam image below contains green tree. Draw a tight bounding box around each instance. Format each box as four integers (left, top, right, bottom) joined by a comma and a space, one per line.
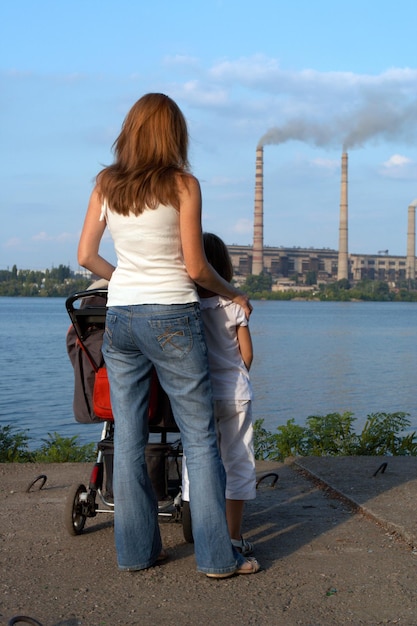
241, 274, 272, 296
305, 271, 317, 286
50, 264, 71, 281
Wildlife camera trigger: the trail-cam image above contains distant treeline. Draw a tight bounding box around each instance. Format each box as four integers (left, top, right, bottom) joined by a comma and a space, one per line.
0, 264, 90, 297
1, 264, 417, 301
240, 274, 417, 302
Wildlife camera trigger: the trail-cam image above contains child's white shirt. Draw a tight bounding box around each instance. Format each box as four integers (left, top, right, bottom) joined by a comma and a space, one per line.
200, 295, 253, 401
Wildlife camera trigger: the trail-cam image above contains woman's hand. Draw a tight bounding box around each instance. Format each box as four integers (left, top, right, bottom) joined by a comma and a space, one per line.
232, 293, 253, 319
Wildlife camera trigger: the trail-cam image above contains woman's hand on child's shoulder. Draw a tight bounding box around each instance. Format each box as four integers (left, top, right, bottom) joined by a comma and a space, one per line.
232, 293, 253, 319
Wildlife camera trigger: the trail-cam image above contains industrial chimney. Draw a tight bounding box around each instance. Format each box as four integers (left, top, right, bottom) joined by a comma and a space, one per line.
337, 152, 349, 281
406, 201, 416, 281
252, 146, 264, 275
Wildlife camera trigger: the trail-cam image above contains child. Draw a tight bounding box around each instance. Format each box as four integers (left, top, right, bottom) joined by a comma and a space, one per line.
182, 232, 256, 556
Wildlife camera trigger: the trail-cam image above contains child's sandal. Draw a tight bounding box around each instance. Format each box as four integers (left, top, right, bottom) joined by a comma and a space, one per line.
231, 536, 254, 556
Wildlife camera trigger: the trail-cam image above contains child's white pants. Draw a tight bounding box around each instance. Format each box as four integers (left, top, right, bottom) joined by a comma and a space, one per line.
182, 399, 256, 501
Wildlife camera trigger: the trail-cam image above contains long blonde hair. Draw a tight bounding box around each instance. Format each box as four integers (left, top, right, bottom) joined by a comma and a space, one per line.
97, 93, 191, 215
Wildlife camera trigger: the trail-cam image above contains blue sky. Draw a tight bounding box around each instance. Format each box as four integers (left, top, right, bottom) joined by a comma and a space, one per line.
1, 0, 416, 270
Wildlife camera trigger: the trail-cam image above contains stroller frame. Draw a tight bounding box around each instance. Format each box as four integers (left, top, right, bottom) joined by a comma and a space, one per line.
65, 289, 192, 541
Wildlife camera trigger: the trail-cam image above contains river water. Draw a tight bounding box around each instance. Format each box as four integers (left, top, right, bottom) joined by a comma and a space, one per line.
0, 297, 416, 449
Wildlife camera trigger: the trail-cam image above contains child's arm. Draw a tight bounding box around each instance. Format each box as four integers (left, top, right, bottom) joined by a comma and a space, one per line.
237, 325, 253, 371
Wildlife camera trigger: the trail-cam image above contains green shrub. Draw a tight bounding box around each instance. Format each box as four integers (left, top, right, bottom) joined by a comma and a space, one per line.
254, 412, 417, 461
355, 412, 416, 456
305, 412, 359, 456
262, 418, 309, 460
0, 425, 34, 462
33, 432, 96, 463
253, 419, 277, 460
0, 426, 96, 463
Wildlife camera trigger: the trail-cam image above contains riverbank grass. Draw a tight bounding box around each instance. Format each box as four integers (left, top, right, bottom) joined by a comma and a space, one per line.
2, 412, 416, 463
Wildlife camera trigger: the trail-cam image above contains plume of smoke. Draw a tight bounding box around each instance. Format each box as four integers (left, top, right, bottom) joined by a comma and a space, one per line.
342, 99, 417, 150
258, 119, 335, 149
258, 97, 417, 150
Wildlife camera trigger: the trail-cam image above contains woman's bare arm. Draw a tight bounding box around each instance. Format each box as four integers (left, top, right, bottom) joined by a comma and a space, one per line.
179, 175, 252, 318
77, 186, 116, 280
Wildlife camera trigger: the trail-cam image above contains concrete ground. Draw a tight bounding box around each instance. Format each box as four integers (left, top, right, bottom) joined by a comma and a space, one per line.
1, 456, 417, 626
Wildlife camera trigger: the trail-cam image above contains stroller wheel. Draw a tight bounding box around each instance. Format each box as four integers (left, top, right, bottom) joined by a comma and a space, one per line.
65, 484, 87, 535
182, 500, 194, 544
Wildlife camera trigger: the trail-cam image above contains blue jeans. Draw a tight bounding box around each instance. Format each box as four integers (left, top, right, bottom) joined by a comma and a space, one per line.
102, 303, 244, 574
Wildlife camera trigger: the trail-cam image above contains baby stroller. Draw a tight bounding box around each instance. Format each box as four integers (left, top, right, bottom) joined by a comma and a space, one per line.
65, 288, 193, 541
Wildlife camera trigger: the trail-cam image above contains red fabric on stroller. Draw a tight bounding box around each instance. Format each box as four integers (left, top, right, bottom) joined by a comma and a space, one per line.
66, 288, 178, 431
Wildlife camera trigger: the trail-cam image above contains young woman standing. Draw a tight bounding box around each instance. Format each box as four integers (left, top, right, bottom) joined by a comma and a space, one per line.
78, 93, 260, 577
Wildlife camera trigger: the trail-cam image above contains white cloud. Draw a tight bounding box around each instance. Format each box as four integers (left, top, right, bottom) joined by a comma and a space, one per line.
163, 55, 200, 70
180, 80, 229, 107
379, 154, 416, 180
57, 232, 74, 242
32, 232, 51, 241
209, 175, 246, 186
208, 56, 417, 97
171, 57, 417, 151
233, 218, 252, 234
310, 157, 339, 170
4, 237, 22, 248
209, 54, 281, 85
32, 231, 75, 242
383, 154, 412, 168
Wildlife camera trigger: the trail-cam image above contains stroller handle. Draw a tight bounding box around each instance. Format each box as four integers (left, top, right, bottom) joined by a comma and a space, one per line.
66, 289, 108, 342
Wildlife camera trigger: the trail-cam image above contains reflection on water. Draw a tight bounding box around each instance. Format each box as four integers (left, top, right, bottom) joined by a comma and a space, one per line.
0, 298, 416, 448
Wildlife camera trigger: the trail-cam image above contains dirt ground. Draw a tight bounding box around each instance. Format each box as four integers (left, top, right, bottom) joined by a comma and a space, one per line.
1, 460, 417, 626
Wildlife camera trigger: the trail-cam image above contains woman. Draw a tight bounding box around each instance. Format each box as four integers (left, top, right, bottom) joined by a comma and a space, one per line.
78, 93, 260, 577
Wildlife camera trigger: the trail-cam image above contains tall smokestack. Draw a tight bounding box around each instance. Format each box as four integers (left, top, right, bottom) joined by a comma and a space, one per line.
252, 146, 264, 275
337, 152, 349, 281
406, 202, 416, 281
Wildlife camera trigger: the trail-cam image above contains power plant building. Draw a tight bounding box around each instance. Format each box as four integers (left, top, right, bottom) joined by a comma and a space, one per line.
227, 245, 410, 284
248, 144, 416, 286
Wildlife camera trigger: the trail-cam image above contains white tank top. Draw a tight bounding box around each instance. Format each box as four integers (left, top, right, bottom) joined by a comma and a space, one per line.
100, 202, 198, 306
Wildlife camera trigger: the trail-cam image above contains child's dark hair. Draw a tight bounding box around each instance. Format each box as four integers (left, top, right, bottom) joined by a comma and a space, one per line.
203, 232, 233, 283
